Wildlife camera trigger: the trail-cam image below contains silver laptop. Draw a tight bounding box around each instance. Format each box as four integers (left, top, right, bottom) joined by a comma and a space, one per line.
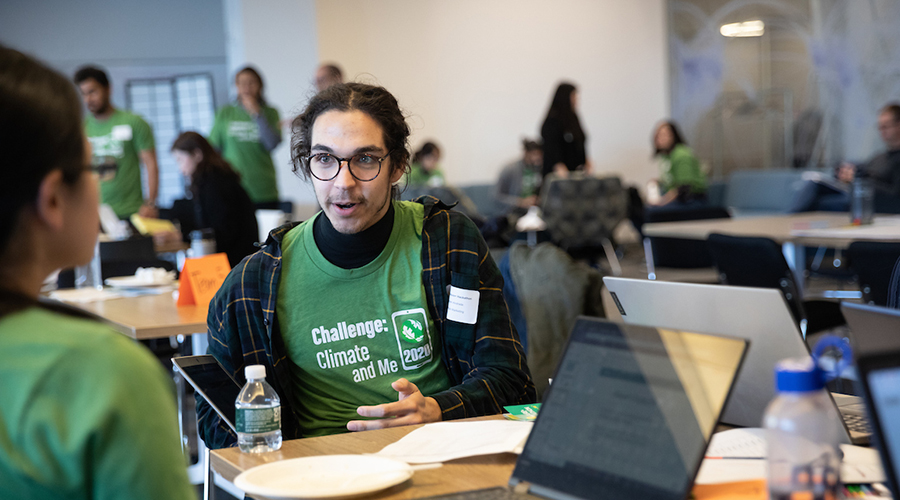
843, 302, 900, 497
426, 317, 748, 500
603, 277, 870, 444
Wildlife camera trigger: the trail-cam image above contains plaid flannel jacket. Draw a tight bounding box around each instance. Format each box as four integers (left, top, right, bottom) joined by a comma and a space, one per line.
197, 197, 535, 448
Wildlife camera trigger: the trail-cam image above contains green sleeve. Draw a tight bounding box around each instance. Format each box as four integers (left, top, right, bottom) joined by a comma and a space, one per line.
28, 334, 195, 500
209, 108, 226, 150
131, 115, 156, 152
265, 106, 283, 143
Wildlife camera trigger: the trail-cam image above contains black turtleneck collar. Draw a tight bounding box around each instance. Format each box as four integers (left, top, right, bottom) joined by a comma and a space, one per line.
313, 202, 395, 269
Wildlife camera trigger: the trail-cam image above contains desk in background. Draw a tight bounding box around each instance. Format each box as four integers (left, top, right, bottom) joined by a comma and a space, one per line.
642, 212, 900, 289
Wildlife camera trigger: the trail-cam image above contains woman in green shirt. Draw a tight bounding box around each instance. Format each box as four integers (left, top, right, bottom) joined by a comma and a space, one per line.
651, 120, 708, 206
0, 47, 194, 500
209, 66, 283, 207
406, 141, 446, 187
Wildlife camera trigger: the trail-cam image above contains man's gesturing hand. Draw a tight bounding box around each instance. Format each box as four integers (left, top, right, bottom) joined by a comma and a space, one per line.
347, 378, 442, 432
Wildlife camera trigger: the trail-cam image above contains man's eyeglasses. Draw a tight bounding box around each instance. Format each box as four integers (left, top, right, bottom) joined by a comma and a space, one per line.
305, 151, 392, 182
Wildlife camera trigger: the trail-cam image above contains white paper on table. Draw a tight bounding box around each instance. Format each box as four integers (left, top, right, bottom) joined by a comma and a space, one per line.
374, 420, 533, 464
841, 444, 886, 483
696, 428, 886, 485
705, 428, 767, 458
48, 288, 122, 303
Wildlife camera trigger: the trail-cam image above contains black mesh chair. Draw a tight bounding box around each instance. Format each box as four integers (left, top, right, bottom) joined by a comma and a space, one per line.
707, 233, 845, 338
539, 175, 629, 273
846, 241, 900, 306
643, 206, 730, 275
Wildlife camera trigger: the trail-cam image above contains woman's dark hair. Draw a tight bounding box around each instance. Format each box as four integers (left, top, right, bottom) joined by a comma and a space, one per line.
291, 83, 411, 195
171, 131, 240, 190
413, 141, 440, 164
543, 82, 584, 144
653, 120, 687, 156
236, 65, 265, 102
0, 46, 88, 317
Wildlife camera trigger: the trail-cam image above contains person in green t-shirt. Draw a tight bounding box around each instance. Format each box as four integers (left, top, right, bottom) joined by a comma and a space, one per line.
74, 66, 159, 219
650, 120, 708, 206
405, 141, 446, 187
197, 83, 535, 448
209, 66, 282, 206
0, 46, 194, 500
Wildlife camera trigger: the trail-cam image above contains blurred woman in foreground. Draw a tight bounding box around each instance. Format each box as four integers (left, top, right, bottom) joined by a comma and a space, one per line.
0, 45, 194, 499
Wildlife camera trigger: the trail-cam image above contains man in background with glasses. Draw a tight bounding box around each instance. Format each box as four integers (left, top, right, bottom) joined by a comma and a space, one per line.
197, 83, 535, 448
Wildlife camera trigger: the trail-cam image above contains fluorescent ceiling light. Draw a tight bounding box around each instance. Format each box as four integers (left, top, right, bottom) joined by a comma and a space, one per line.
720, 20, 765, 37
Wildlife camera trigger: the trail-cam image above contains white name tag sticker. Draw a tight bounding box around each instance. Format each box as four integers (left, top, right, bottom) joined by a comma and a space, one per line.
111, 124, 132, 141
447, 286, 479, 324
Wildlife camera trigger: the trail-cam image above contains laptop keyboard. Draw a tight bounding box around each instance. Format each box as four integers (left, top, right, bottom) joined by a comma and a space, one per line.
843, 413, 872, 434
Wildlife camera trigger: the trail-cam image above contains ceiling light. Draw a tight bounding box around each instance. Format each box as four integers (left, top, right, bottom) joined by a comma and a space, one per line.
720, 20, 765, 37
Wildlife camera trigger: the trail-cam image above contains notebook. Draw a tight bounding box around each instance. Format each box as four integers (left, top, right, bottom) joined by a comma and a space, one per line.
844, 302, 900, 496
603, 277, 871, 444
425, 316, 748, 500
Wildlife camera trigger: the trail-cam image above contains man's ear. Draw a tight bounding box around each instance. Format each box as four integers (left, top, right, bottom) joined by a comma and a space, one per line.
390, 164, 405, 184
35, 170, 66, 231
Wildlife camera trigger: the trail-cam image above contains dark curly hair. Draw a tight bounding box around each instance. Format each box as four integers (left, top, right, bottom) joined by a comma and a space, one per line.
291, 83, 410, 196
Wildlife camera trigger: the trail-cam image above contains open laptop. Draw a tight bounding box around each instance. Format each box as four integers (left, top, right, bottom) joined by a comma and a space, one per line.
428, 316, 748, 500
603, 277, 870, 444
843, 302, 900, 496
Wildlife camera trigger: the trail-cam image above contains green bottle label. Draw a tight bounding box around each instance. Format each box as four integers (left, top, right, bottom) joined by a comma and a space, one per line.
236, 406, 281, 433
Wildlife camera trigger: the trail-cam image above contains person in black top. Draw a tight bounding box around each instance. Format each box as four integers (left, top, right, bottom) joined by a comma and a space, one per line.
540, 82, 592, 178
170, 132, 259, 266
791, 103, 900, 212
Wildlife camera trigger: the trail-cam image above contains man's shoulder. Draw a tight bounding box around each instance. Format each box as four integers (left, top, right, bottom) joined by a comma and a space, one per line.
113, 109, 151, 127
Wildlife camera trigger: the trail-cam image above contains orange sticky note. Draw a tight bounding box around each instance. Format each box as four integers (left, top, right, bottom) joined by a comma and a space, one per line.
692, 480, 767, 500
177, 253, 231, 307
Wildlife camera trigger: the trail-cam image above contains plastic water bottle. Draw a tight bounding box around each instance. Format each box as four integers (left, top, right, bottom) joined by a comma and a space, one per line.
235, 365, 282, 453
75, 240, 103, 290
763, 336, 851, 500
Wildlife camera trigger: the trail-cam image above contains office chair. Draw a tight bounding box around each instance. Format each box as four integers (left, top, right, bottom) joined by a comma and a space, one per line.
540, 175, 628, 274
707, 233, 845, 338
643, 205, 731, 271
846, 241, 900, 306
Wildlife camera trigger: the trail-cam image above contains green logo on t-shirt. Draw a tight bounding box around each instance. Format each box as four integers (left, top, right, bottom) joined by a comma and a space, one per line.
401, 319, 424, 343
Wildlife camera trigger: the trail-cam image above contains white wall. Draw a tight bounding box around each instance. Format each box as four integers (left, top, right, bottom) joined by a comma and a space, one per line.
316, 0, 669, 187
223, 0, 321, 207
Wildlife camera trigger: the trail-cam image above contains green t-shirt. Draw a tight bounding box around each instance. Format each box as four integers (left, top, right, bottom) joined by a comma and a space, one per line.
277, 201, 453, 437
658, 143, 708, 195
406, 163, 446, 187
0, 307, 194, 500
209, 103, 281, 203
85, 109, 156, 218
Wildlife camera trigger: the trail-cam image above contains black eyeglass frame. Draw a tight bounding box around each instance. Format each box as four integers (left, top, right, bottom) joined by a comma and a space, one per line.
304, 150, 394, 182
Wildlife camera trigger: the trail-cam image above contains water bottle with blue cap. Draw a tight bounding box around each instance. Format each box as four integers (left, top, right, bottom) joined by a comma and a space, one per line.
764, 335, 851, 500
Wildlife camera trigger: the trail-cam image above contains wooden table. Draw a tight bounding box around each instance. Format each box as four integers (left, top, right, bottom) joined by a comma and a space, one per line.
211, 416, 516, 500
71, 291, 208, 339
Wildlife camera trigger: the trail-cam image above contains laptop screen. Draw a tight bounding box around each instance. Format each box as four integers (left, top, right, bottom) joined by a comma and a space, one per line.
864, 361, 900, 494
512, 318, 747, 500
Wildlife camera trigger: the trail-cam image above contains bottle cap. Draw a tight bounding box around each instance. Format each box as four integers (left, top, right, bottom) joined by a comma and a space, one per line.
774, 357, 824, 392
245, 365, 266, 380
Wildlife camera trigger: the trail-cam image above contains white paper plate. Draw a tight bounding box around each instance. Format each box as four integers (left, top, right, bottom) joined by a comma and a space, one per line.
104, 275, 175, 288
233, 455, 414, 500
